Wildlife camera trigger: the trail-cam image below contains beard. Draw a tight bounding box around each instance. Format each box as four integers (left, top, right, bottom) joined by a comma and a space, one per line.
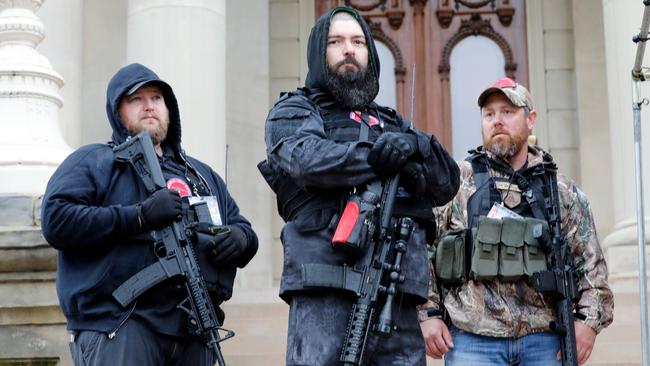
325, 56, 378, 109
483, 126, 529, 160
126, 117, 170, 146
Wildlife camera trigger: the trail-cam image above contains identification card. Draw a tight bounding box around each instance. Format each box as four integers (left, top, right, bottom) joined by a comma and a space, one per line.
188, 196, 222, 225
487, 202, 523, 219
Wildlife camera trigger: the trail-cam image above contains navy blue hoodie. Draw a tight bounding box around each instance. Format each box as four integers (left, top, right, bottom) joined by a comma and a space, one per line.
41, 63, 257, 334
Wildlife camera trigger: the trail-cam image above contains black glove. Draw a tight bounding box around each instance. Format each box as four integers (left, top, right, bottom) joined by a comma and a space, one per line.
204, 225, 248, 265
400, 161, 427, 197
367, 132, 418, 176
138, 188, 182, 230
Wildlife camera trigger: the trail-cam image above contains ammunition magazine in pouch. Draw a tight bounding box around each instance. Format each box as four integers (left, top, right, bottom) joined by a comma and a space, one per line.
331, 190, 379, 256
470, 216, 501, 280
470, 216, 550, 282
498, 217, 526, 281
523, 218, 550, 276
434, 229, 467, 284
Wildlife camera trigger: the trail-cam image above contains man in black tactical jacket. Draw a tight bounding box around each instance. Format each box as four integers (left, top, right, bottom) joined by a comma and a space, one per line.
261, 7, 460, 365
41, 63, 258, 366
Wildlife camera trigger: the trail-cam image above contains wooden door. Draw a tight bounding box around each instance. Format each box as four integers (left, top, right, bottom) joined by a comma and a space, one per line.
315, 0, 529, 155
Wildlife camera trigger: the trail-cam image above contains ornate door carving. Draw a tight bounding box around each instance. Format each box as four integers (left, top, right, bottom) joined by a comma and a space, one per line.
315, 0, 528, 153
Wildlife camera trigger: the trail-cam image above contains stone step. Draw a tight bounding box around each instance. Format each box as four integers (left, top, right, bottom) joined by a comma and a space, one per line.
217, 290, 648, 366
221, 302, 288, 361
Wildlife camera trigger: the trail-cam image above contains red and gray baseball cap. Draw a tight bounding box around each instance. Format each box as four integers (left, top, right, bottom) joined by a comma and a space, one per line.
477, 77, 534, 110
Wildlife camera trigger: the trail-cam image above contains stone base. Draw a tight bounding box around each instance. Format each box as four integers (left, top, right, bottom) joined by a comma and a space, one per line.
0, 324, 70, 366
0, 358, 60, 366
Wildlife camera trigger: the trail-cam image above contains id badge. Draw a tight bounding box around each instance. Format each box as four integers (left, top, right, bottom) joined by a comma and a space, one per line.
187, 196, 222, 225
487, 202, 523, 219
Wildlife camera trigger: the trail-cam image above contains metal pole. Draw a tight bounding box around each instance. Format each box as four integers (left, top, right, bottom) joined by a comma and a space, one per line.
634, 0, 650, 77
633, 79, 649, 366
632, 3, 650, 364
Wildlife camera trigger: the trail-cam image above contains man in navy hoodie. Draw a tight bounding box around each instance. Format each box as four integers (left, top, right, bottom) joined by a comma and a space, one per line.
41, 63, 258, 366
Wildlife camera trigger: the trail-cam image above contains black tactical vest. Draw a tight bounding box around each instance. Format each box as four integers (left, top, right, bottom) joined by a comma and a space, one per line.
262, 90, 431, 303
260, 90, 404, 230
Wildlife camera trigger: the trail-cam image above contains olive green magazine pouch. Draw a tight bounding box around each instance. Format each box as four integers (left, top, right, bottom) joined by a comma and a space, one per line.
470, 216, 501, 280
498, 217, 526, 281
435, 229, 466, 284
524, 218, 550, 276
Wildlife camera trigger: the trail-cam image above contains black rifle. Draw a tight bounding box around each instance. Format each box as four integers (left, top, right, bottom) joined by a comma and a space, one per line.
111, 132, 233, 366
339, 176, 414, 365
532, 161, 579, 366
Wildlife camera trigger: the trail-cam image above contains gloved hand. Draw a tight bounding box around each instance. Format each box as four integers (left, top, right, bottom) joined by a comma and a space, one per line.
138, 188, 182, 230
202, 225, 248, 265
367, 132, 419, 176
400, 161, 427, 197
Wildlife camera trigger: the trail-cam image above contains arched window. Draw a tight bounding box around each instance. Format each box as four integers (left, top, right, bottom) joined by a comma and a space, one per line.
450, 36, 505, 160
374, 41, 397, 110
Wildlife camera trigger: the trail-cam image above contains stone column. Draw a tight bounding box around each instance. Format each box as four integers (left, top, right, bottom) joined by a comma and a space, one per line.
0, 1, 70, 364
0, 0, 69, 195
126, 0, 226, 175
602, 0, 650, 285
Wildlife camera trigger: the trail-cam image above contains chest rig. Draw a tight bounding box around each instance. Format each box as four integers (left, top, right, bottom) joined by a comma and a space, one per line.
435, 150, 556, 284
466, 151, 551, 228
259, 89, 403, 230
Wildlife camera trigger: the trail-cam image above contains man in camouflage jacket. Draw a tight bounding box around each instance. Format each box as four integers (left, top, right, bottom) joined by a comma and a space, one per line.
419, 77, 613, 365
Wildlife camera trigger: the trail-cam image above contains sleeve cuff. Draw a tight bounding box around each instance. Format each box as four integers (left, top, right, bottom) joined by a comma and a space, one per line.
417, 307, 444, 322
576, 307, 606, 334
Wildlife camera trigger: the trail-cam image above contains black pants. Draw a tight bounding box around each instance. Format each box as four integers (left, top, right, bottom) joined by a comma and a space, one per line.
286, 291, 426, 366
69, 317, 216, 366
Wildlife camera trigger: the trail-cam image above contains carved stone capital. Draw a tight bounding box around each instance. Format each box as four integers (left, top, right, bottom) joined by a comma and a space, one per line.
436, 8, 453, 28
409, 0, 428, 15
496, 5, 515, 26
386, 9, 404, 29
0, 0, 43, 13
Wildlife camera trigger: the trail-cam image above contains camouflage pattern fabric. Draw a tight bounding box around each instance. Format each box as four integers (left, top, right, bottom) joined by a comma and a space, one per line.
419, 145, 614, 338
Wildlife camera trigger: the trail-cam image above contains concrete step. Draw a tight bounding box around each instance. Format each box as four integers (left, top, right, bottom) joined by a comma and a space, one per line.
220, 302, 288, 362
217, 290, 648, 366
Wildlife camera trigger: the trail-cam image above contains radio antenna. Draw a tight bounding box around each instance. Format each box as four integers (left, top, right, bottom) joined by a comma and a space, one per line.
224, 144, 229, 225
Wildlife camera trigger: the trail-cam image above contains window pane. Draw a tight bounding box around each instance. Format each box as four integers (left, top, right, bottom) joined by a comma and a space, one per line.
450, 36, 505, 160
374, 41, 396, 110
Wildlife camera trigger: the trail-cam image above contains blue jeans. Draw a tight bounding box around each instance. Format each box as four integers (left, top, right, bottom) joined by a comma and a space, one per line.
444, 326, 561, 366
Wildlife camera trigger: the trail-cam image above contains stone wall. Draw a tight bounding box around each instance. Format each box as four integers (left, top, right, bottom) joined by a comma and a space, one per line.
0, 195, 70, 365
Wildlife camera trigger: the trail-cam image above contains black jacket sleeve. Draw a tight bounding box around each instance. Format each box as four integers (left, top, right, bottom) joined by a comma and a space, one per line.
208, 167, 258, 268
399, 117, 460, 206
41, 146, 141, 251
265, 95, 376, 189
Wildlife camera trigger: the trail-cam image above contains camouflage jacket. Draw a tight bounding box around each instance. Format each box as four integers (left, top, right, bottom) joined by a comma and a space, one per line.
420, 146, 614, 338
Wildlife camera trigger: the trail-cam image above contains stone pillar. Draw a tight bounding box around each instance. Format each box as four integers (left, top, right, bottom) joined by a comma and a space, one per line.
0, 1, 70, 363
126, 0, 226, 175
602, 0, 650, 284
0, 0, 69, 195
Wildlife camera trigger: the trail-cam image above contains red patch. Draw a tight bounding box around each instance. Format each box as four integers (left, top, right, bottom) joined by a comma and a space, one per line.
349, 111, 380, 126
167, 178, 192, 197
